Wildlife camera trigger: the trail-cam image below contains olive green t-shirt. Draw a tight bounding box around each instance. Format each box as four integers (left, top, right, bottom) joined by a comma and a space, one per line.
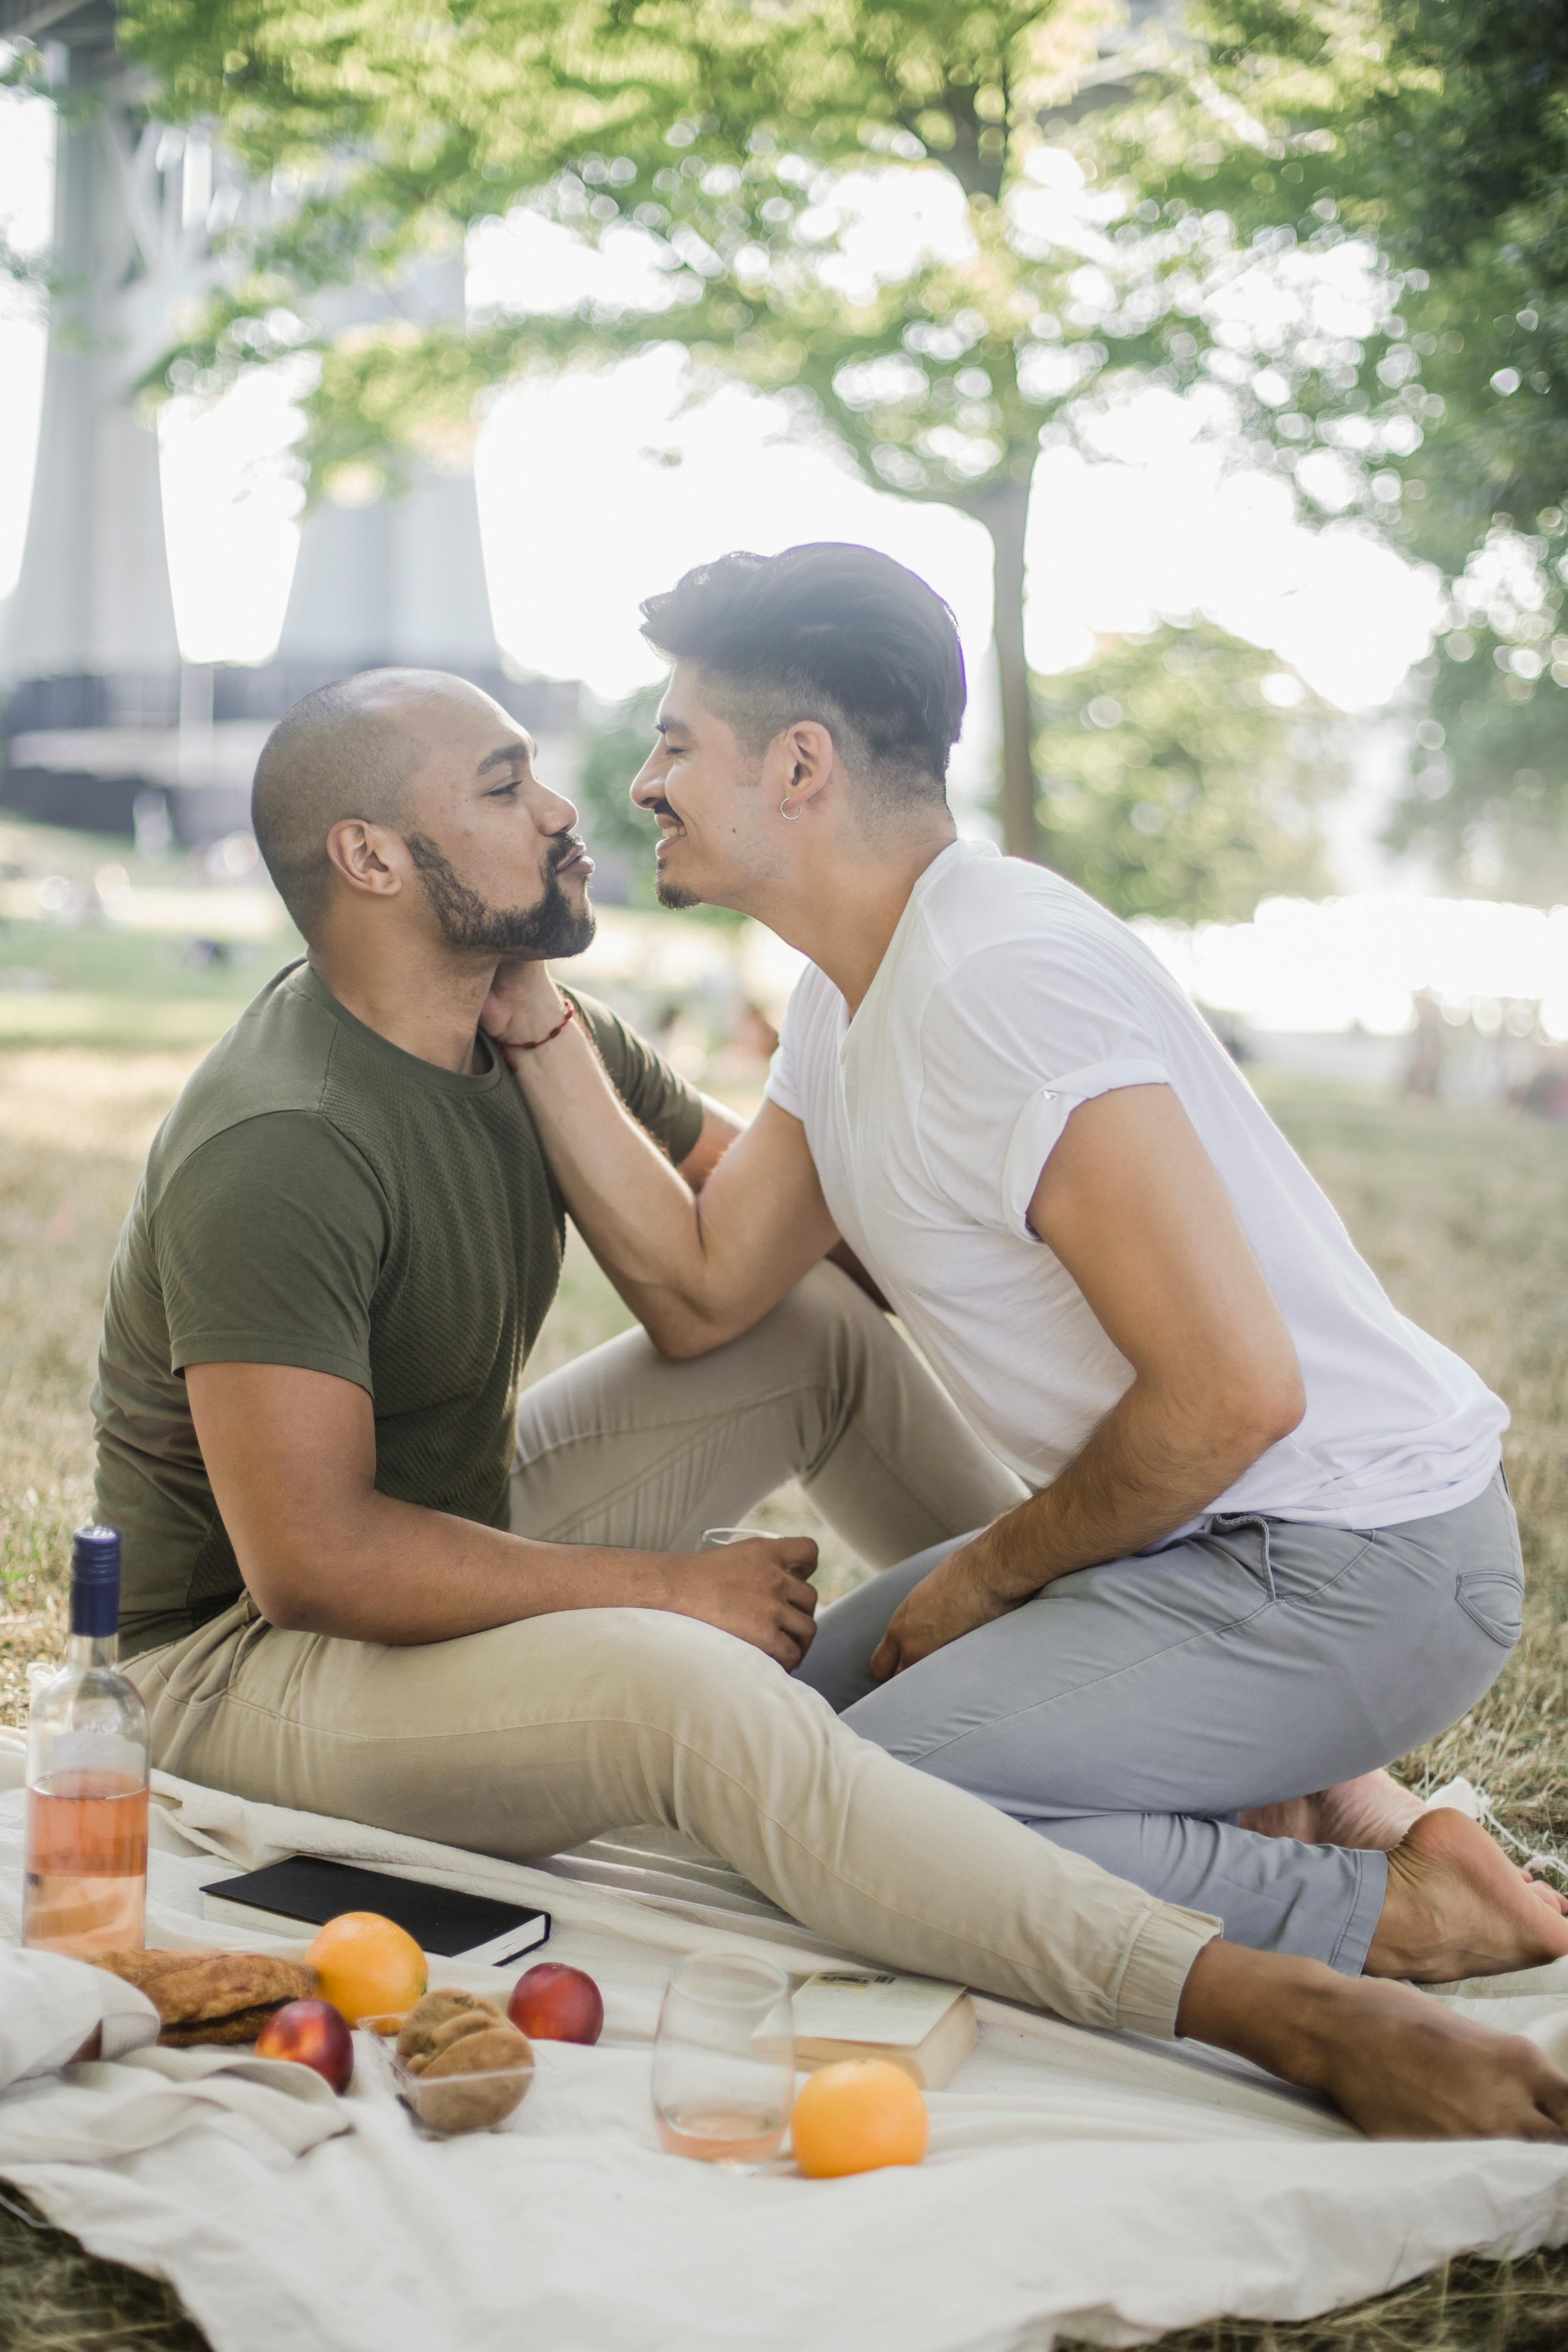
93, 961, 703, 1658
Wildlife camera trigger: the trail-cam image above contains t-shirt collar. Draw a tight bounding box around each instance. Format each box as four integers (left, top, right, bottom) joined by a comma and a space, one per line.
288, 960, 508, 1094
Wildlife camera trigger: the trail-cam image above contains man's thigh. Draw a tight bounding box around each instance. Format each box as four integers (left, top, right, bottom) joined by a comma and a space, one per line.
816, 1500, 1518, 1821
130, 1595, 769, 1861
510, 1259, 1023, 1564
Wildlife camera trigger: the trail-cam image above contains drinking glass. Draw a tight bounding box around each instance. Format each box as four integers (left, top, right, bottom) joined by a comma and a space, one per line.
652, 1952, 795, 2164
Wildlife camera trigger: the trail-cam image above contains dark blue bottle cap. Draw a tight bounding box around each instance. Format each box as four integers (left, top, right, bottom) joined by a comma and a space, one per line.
70, 1524, 121, 1637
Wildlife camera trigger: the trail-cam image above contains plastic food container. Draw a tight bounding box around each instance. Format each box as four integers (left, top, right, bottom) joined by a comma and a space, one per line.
390, 2047, 534, 2136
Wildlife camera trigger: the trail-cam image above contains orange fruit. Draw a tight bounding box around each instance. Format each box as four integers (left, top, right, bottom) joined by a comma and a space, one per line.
789, 2059, 928, 2179
306, 1911, 427, 2025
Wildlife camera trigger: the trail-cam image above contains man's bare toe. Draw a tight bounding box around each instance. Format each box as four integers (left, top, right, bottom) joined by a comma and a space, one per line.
1367, 1806, 1568, 1982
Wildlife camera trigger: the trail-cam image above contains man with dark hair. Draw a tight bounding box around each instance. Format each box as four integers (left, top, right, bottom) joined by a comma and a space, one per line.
637, 544, 959, 843
93, 654, 1568, 2142
489, 540, 1568, 2013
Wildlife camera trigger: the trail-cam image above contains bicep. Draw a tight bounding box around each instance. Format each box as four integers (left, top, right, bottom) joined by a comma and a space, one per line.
1025, 1086, 1296, 1387
185, 1362, 376, 1587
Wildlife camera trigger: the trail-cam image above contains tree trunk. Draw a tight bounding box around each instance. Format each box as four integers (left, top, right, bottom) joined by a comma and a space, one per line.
979, 475, 1040, 862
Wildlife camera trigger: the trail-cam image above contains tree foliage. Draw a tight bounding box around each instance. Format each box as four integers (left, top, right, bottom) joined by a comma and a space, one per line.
1383, 518, 1568, 902
110, 0, 1409, 867
1035, 622, 1336, 920
1122, 0, 1568, 899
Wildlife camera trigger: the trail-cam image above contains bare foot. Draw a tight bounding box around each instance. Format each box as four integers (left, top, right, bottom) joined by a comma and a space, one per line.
1240, 1769, 1423, 1852
1366, 1806, 1568, 1982
1177, 1939, 1568, 2140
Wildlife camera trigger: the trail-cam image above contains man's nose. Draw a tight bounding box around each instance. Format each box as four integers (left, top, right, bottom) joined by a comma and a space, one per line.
629, 754, 662, 810
529, 779, 579, 836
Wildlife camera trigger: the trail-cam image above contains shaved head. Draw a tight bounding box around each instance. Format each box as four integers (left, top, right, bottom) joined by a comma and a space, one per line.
251, 669, 452, 937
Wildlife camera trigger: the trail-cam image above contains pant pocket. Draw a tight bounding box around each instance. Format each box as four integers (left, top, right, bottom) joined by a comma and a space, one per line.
1455, 1567, 1524, 1648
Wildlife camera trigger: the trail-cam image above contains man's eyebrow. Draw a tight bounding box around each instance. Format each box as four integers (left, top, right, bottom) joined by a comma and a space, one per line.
476, 734, 535, 776
655, 714, 686, 736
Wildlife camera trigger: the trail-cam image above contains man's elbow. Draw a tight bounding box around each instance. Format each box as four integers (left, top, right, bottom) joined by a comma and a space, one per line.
1219, 1364, 1306, 1457
646, 1312, 733, 1364
238, 1559, 314, 1632
237, 1537, 348, 1635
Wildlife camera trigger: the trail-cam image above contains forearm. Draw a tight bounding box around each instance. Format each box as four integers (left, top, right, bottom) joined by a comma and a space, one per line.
507, 993, 720, 1337
249, 1493, 678, 1644
973, 1377, 1283, 1603
490, 972, 836, 1354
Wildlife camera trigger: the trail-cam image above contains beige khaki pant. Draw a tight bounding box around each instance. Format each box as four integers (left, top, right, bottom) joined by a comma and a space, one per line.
128, 1266, 1215, 2035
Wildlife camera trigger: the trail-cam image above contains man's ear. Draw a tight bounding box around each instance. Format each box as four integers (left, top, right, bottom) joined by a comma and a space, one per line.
766, 720, 835, 821
325, 818, 407, 900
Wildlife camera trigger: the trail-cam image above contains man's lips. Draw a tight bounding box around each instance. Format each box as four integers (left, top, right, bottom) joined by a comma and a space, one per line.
555, 845, 594, 879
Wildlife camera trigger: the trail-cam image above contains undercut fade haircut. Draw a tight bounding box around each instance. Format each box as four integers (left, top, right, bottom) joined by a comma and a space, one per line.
639, 543, 966, 810
250, 671, 426, 937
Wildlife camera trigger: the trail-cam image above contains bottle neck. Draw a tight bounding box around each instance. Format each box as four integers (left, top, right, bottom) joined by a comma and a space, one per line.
66, 1631, 119, 1672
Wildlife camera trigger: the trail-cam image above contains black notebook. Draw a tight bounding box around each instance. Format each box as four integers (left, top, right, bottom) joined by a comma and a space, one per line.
201, 1855, 551, 1967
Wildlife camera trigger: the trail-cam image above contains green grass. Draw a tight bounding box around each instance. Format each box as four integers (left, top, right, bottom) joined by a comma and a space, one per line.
2, 1056, 1567, 2347
0, 813, 302, 1049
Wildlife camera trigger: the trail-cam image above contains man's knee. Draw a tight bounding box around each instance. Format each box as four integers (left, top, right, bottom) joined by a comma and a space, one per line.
748, 1259, 898, 1399
538, 1605, 797, 1732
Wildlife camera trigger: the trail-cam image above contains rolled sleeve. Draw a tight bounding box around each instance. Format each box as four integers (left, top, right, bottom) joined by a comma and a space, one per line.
1001, 1057, 1172, 1238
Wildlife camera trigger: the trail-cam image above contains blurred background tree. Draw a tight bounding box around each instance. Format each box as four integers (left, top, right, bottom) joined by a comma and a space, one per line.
110, 0, 1412, 889
1035, 619, 1337, 918
1126, 0, 1568, 898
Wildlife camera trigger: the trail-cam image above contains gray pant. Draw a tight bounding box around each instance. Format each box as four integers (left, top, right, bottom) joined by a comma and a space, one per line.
794, 1471, 1523, 1973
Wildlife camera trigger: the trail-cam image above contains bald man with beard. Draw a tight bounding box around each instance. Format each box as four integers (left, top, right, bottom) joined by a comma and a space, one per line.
89, 665, 1568, 2141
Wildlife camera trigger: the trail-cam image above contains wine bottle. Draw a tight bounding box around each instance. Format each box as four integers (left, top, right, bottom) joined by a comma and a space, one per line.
23, 1525, 150, 1955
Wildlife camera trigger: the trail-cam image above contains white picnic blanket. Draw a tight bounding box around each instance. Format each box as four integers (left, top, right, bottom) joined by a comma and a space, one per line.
3, 1728, 1568, 2352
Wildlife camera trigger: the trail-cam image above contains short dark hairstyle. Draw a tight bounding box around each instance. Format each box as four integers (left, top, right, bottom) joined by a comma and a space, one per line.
639, 543, 966, 807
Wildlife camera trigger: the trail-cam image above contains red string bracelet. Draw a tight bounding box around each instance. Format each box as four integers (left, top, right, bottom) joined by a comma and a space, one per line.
493, 997, 576, 1072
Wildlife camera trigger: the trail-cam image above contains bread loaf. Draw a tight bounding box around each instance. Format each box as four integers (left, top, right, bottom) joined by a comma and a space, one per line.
90, 1948, 318, 2044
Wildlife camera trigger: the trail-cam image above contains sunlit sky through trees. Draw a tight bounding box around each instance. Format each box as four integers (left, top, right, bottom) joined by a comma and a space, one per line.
0, 87, 1437, 717
9, 75, 1568, 1043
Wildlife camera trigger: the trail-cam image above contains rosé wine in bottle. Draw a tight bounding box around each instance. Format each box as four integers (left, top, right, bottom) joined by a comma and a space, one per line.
24, 1526, 149, 1956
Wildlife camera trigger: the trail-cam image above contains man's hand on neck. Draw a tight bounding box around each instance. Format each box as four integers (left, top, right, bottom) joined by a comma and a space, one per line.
480, 958, 571, 1053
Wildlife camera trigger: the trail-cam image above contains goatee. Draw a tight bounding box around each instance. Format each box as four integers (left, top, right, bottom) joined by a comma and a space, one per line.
406, 832, 595, 958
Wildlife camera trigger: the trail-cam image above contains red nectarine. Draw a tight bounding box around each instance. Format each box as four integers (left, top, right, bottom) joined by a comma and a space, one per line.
507, 1962, 603, 2045
255, 1997, 355, 2093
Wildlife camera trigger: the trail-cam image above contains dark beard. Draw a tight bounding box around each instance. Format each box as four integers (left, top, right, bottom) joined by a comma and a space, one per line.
405, 832, 595, 958
655, 874, 701, 910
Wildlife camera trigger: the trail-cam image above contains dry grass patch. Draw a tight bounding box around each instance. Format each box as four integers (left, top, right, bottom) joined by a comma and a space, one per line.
1, 1050, 1566, 2350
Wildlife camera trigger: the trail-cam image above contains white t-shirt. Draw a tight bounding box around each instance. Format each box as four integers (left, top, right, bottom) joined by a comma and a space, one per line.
766, 839, 1505, 1531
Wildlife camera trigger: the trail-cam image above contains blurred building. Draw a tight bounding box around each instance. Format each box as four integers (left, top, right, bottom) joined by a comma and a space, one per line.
0, 0, 574, 847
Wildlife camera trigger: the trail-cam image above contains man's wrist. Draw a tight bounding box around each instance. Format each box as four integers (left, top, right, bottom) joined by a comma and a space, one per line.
965, 1511, 1052, 1606
495, 973, 569, 1048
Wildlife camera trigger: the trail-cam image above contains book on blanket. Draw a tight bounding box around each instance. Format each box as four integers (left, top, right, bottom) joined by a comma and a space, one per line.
791, 1970, 977, 2089
201, 1855, 552, 1967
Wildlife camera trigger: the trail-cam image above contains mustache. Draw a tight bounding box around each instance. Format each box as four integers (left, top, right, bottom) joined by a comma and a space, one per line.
547, 833, 589, 872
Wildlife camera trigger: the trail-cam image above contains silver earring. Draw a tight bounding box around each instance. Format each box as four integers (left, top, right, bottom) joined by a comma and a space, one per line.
780, 798, 802, 822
